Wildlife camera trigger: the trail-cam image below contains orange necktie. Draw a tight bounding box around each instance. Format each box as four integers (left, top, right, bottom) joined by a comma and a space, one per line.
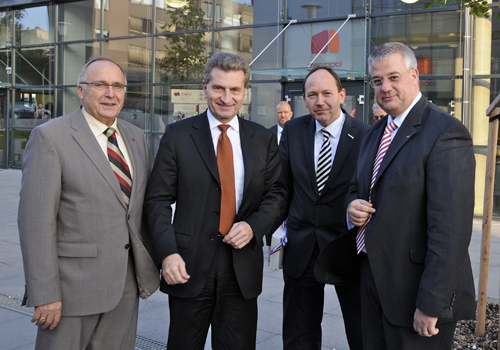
217, 125, 236, 235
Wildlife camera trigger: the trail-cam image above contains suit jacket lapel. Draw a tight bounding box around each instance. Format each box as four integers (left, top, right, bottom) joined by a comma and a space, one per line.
191, 113, 220, 184
373, 96, 425, 186
303, 116, 318, 196
321, 113, 358, 196
239, 118, 257, 195
70, 109, 125, 207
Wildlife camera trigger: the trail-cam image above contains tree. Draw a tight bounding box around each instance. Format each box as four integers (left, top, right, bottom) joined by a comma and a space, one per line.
422, 0, 500, 19
156, 0, 209, 82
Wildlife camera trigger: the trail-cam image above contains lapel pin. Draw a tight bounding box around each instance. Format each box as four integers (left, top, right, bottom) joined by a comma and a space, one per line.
132, 138, 135, 141
348, 134, 354, 139
406, 135, 410, 138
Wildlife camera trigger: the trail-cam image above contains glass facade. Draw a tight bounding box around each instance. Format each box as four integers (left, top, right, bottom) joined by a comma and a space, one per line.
0, 0, 499, 216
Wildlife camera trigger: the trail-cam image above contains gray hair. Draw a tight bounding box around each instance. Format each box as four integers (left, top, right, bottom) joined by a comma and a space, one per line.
77, 55, 127, 86
203, 53, 251, 88
368, 42, 417, 75
372, 103, 381, 114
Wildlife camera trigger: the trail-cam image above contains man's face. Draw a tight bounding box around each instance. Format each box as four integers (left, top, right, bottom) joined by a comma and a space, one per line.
276, 103, 293, 128
370, 53, 419, 117
373, 107, 386, 124
303, 69, 346, 127
77, 60, 126, 127
204, 67, 246, 123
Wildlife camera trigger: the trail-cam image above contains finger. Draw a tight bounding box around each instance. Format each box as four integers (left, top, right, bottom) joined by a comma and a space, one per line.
50, 313, 61, 330
36, 316, 47, 326
41, 316, 52, 329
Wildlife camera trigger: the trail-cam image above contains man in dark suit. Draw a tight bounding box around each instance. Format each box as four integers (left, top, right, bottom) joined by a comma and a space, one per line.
18, 56, 159, 349
145, 52, 285, 350
346, 42, 476, 349
273, 67, 369, 350
269, 101, 293, 144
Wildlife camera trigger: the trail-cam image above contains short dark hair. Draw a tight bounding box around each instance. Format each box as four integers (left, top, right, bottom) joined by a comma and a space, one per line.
302, 67, 343, 95
203, 52, 251, 88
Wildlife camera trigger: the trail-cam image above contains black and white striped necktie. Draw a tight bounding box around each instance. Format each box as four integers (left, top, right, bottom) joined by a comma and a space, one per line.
316, 129, 332, 194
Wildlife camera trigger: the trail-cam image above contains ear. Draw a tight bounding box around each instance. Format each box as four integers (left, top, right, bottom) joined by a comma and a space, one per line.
77, 85, 84, 100
339, 88, 346, 104
203, 82, 208, 98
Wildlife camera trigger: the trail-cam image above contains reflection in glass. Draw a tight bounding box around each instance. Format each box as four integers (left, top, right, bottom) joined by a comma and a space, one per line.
58, 43, 99, 85
12, 128, 32, 167
214, 29, 252, 63
119, 86, 151, 130
0, 50, 11, 86
0, 11, 12, 47
216, 0, 253, 27
58, 1, 97, 41
15, 47, 54, 86
103, 37, 151, 84
15, 6, 53, 46
156, 0, 212, 33
12, 88, 54, 127
155, 32, 211, 83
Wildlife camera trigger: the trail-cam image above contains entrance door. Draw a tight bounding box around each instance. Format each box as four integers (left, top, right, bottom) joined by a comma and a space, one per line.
283, 81, 366, 122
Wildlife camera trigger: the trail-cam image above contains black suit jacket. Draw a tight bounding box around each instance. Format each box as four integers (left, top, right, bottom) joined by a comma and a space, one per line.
145, 111, 285, 299
345, 96, 476, 327
274, 111, 369, 279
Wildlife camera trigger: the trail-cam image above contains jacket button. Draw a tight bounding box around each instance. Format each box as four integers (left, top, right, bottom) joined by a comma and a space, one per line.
124, 244, 130, 249
127, 215, 131, 220
316, 226, 321, 230
316, 202, 321, 208
210, 234, 216, 240
214, 211, 219, 216
216, 187, 220, 191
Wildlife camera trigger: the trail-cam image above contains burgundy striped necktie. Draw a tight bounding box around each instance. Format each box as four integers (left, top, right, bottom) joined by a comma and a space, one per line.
356, 121, 398, 254
104, 128, 132, 207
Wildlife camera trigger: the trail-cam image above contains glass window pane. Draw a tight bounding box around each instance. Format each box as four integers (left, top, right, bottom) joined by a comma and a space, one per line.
371, 0, 456, 13
103, 37, 151, 84
247, 82, 278, 126
15, 6, 54, 46
156, 0, 212, 33
0, 49, 12, 87
15, 47, 55, 86
216, 0, 253, 27
119, 86, 151, 130
214, 29, 252, 62
0, 10, 12, 47
155, 33, 212, 83
12, 128, 32, 167
57, 0, 98, 41
57, 42, 99, 85
12, 87, 54, 127
371, 13, 462, 77
103, 0, 152, 38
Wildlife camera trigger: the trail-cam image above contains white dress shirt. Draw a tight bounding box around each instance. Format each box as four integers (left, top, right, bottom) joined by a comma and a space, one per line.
207, 109, 245, 214
82, 107, 134, 178
277, 124, 283, 144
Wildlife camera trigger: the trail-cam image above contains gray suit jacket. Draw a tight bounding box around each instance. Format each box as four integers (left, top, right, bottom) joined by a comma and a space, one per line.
345, 96, 476, 327
18, 108, 159, 317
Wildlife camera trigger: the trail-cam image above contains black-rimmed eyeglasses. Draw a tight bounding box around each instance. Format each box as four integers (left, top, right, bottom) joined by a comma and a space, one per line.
80, 81, 127, 92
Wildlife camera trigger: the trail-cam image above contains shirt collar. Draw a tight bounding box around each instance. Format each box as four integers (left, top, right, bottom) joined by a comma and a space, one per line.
388, 92, 422, 128
82, 106, 119, 137
207, 108, 240, 133
315, 110, 346, 138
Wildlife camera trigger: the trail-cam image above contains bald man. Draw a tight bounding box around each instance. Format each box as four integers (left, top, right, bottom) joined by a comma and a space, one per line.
269, 101, 293, 144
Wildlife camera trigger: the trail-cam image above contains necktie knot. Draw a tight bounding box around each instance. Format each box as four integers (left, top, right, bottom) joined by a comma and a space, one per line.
386, 121, 398, 134
218, 124, 230, 133
321, 129, 330, 140
104, 127, 116, 138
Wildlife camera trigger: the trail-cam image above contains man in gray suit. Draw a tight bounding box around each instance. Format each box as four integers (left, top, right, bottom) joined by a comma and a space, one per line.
346, 42, 475, 349
18, 56, 159, 349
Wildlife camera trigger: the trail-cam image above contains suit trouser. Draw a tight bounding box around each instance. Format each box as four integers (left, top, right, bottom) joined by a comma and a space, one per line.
167, 235, 258, 350
35, 253, 139, 350
359, 253, 457, 350
283, 244, 363, 350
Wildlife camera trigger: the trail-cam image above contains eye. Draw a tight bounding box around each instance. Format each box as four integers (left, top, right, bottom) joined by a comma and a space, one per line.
95, 82, 106, 88
113, 84, 124, 91
372, 79, 383, 86
389, 75, 400, 82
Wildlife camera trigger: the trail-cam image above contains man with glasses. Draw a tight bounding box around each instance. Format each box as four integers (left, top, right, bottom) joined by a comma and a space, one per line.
346, 42, 475, 349
18, 56, 159, 349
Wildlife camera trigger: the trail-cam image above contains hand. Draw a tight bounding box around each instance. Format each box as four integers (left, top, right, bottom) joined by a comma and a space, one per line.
32, 300, 62, 330
348, 199, 376, 227
161, 253, 190, 285
413, 308, 439, 337
223, 222, 254, 249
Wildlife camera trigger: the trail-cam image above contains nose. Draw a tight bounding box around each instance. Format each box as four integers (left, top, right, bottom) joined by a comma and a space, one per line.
380, 78, 392, 92
220, 89, 230, 103
104, 85, 116, 97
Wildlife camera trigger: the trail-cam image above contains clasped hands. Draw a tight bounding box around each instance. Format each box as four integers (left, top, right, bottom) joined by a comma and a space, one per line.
161, 221, 253, 285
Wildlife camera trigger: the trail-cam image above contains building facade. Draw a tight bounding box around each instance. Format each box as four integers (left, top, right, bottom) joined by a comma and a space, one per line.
0, 0, 499, 216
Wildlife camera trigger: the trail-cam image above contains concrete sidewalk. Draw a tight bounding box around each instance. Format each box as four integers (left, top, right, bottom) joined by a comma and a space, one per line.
1, 168, 499, 350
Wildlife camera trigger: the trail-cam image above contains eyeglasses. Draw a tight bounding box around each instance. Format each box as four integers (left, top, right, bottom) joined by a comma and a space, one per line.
369, 69, 413, 88
80, 81, 127, 92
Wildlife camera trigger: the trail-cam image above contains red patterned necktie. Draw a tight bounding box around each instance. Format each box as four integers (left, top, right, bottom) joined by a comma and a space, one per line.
356, 121, 398, 254
217, 125, 236, 236
104, 127, 132, 207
